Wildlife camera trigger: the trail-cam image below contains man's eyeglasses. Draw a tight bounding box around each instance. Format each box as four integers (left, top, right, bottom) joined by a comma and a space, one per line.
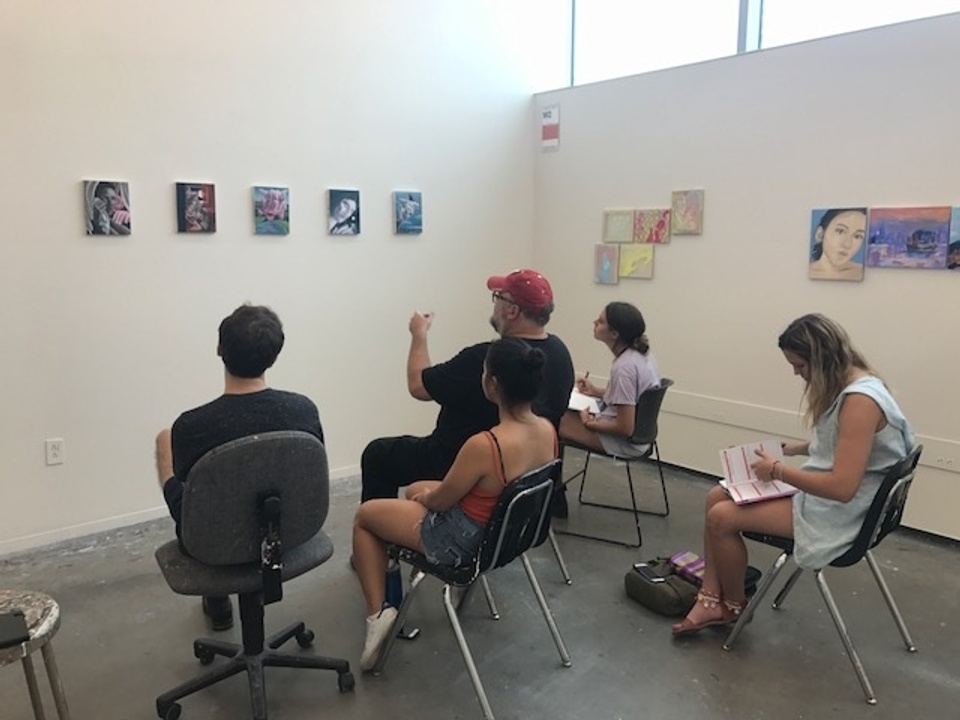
491, 290, 520, 307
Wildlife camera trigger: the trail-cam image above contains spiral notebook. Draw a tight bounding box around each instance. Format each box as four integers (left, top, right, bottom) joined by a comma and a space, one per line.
719, 439, 798, 505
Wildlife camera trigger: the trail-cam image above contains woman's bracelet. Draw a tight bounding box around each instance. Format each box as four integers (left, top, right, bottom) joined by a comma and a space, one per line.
771, 461, 783, 482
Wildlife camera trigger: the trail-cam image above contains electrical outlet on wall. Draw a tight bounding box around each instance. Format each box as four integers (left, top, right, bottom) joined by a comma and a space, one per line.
45, 438, 65, 466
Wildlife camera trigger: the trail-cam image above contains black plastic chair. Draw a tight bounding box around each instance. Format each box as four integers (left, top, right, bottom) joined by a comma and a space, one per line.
558, 378, 673, 547
723, 445, 923, 705
372, 460, 571, 720
154, 432, 354, 720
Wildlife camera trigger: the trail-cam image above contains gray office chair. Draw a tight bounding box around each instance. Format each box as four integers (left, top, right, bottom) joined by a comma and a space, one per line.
723, 446, 923, 704
154, 431, 353, 720
558, 378, 673, 547
373, 460, 571, 720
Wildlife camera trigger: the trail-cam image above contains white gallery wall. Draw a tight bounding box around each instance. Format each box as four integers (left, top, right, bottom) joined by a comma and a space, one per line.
0, 1, 570, 553
534, 14, 960, 540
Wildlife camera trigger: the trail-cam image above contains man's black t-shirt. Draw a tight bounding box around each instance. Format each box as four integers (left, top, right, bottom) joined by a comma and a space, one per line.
163, 389, 323, 535
421, 334, 574, 465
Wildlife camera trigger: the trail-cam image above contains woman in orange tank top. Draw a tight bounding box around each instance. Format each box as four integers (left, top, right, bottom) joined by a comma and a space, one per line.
352, 338, 558, 670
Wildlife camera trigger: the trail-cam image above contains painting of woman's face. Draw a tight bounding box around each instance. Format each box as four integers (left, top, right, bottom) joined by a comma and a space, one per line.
817, 210, 866, 269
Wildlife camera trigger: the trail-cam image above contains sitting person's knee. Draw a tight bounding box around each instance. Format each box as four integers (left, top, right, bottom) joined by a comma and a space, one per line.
705, 500, 739, 535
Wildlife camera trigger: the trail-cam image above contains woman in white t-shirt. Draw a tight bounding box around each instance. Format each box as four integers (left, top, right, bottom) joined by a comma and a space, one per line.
560, 302, 661, 457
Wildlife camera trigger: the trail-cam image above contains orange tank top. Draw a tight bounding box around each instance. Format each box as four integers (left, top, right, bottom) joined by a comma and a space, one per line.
459, 430, 559, 524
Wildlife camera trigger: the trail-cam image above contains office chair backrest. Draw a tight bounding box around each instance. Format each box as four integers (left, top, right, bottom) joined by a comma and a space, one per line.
180, 431, 330, 566
630, 378, 673, 445
831, 445, 922, 568
478, 460, 559, 573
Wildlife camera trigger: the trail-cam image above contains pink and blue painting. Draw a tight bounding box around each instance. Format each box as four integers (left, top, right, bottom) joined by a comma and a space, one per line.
949, 207, 960, 270
866, 206, 949, 269
253, 186, 289, 235
594, 243, 619, 285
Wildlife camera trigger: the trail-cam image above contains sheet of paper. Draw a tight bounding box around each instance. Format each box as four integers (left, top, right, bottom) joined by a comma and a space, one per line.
568, 389, 600, 414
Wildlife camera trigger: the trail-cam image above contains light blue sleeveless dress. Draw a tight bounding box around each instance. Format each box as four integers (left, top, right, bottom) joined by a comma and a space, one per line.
792, 376, 915, 569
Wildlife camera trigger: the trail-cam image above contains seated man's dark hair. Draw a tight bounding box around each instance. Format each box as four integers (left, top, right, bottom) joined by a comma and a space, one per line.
485, 337, 546, 406
218, 304, 284, 378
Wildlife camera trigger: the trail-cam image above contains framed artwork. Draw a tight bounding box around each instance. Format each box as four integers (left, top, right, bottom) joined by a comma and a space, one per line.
634, 208, 671, 244
866, 206, 949, 269
594, 243, 620, 285
808, 208, 867, 281
84, 180, 131, 235
949, 208, 960, 270
253, 186, 289, 235
602, 210, 634, 243
394, 191, 422, 234
176, 182, 217, 233
328, 189, 360, 235
670, 189, 704, 235
619, 244, 654, 279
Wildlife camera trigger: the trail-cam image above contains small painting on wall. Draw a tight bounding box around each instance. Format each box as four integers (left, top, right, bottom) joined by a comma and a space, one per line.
394, 191, 422, 234
949, 208, 960, 270
866, 206, 949, 269
634, 208, 671, 244
808, 208, 867, 281
602, 210, 635, 243
329, 189, 360, 235
253, 186, 289, 235
670, 190, 704, 235
619, 244, 654, 279
176, 182, 217, 233
594, 243, 620, 285
84, 180, 131, 235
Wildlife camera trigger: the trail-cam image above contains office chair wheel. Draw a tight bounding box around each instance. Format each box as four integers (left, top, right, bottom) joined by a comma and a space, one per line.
157, 701, 182, 720
295, 629, 315, 648
338, 671, 356, 693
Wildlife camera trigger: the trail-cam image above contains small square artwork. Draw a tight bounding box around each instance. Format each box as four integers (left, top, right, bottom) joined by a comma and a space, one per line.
808, 208, 867, 281
84, 180, 131, 235
176, 182, 217, 233
602, 210, 635, 243
619, 244, 654, 279
253, 186, 289, 235
329, 189, 360, 235
866, 206, 949, 269
671, 190, 704, 235
634, 208, 671, 244
394, 191, 422, 234
949, 208, 960, 270
594, 243, 620, 285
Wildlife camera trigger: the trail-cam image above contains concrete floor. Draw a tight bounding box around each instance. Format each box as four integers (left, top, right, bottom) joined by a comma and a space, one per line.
2, 451, 958, 720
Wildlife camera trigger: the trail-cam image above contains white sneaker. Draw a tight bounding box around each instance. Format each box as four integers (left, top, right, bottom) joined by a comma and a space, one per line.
360, 606, 398, 671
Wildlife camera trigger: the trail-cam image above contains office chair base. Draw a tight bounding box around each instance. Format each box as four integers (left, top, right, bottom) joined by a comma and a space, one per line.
156, 618, 353, 720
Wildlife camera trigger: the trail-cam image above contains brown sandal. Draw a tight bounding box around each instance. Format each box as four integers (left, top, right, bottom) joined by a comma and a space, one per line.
671, 590, 729, 636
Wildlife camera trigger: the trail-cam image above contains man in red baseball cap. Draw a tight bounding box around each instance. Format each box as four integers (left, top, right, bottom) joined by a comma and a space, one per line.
359, 269, 574, 517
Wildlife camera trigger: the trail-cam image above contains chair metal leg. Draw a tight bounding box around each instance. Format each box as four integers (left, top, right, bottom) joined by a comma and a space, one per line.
442, 585, 496, 720
40, 642, 71, 720
244, 654, 268, 720
865, 550, 917, 652
372, 570, 426, 674
815, 571, 877, 705
479, 575, 499, 619
772, 567, 804, 609
546, 528, 573, 585
22, 654, 47, 720
520, 554, 572, 667
724, 551, 791, 650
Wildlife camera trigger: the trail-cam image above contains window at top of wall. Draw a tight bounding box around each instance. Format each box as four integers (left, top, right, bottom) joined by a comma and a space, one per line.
760, 0, 960, 49
572, 0, 740, 86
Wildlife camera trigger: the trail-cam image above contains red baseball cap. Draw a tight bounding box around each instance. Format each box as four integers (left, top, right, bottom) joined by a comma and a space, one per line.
486, 269, 554, 313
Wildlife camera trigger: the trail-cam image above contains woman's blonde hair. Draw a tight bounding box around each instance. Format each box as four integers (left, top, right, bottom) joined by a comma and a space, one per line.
778, 314, 874, 426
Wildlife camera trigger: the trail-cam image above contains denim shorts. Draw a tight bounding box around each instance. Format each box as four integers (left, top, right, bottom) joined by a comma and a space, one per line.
420, 504, 485, 568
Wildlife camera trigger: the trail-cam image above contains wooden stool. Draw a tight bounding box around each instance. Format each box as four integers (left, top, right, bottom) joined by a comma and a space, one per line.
0, 590, 71, 720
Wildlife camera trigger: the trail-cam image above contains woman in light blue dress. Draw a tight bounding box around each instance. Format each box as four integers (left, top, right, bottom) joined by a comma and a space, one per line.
672, 314, 914, 636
